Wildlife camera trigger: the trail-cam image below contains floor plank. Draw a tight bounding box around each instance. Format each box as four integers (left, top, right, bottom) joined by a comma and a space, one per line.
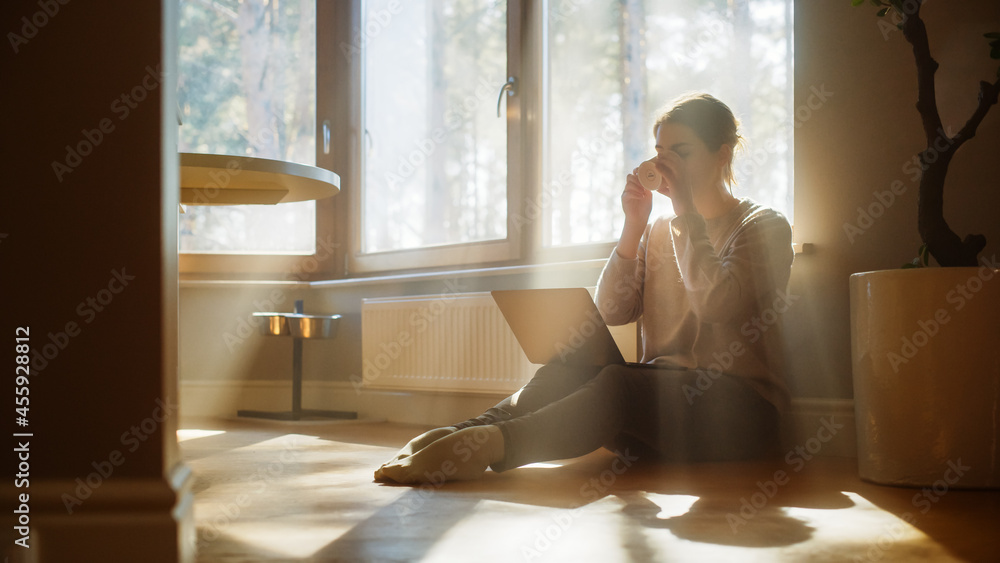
180, 418, 1000, 562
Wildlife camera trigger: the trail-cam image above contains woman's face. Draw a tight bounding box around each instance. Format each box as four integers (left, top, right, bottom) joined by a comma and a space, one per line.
654, 121, 729, 193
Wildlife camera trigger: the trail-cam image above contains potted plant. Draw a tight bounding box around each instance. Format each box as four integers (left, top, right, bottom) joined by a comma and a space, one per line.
849, 0, 1000, 488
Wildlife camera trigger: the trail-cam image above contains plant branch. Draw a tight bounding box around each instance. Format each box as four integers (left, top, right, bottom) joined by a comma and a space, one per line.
897, 1, 993, 267
952, 78, 1000, 151
899, 1, 943, 146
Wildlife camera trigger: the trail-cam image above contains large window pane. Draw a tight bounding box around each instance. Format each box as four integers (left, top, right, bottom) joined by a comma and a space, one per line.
363, 0, 508, 254
177, 0, 316, 254
545, 0, 793, 247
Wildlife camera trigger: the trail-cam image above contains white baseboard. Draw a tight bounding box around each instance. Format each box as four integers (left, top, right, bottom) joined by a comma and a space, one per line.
1, 463, 194, 563
356, 388, 511, 428
179, 378, 497, 427
782, 397, 857, 458
179, 380, 361, 419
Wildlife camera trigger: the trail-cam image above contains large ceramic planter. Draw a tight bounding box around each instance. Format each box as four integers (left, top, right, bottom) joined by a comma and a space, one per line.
850, 267, 1000, 488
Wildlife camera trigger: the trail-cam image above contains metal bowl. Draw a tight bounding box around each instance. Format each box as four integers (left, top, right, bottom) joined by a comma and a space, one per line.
252, 312, 341, 339
287, 314, 341, 339
253, 312, 292, 336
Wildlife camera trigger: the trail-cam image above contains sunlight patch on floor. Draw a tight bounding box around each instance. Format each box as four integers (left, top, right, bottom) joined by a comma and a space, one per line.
775, 491, 955, 562
605, 490, 946, 562
421, 495, 639, 561
784, 492, 921, 540
212, 523, 350, 559
177, 429, 225, 442
520, 462, 566, 469
638, 492, 701, 519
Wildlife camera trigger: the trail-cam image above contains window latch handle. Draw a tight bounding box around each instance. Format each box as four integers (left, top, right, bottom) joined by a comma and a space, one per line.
323, 120, 331, 154
496, 77, 516, 118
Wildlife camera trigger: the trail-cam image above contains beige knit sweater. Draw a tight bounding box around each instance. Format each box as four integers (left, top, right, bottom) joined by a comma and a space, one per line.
595, 198, 795, 411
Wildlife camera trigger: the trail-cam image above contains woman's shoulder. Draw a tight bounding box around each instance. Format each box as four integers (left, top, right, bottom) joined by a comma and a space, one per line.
735, 198, 791, 232
729, 199, 794, 262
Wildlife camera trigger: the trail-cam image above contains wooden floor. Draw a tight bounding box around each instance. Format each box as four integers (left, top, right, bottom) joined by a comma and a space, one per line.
180, 418, 1000, 562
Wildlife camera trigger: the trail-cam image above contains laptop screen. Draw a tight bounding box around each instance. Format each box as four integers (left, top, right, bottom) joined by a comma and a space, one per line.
491, 288, 628, 367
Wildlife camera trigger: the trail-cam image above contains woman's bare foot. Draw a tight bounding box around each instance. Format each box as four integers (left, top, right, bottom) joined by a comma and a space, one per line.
374, 426, 504, 484
374, 426, 457, 481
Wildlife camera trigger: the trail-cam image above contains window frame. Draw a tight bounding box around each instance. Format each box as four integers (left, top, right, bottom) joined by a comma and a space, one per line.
178, 0, 340, 281
346, 0, 529, 274
182, 0, 794, 280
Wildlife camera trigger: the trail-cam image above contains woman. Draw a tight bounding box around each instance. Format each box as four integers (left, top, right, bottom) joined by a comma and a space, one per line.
375, 93, 794, 484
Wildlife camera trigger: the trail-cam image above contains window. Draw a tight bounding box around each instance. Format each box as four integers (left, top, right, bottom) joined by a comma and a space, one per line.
362, 0, 509, 254
355, 0, 793, 272
177, 0, 318, 255
354, 0, 520, 271
543, 0, 793, 248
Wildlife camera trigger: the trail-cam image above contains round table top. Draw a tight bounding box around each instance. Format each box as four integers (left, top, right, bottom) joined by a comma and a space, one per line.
180, 153, 340, 205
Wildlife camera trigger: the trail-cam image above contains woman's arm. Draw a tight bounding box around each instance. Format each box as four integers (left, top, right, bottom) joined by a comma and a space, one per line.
670, 209, 794, 324
596, 226, 648, 326
597, 170, 651, 325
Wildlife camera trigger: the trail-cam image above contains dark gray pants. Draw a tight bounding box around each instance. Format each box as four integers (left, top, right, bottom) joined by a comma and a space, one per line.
453, 363, 780, 472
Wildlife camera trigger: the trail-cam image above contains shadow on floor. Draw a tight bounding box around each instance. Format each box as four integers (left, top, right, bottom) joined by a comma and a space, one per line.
310, 490, 481, 561
315, 451, 860, 559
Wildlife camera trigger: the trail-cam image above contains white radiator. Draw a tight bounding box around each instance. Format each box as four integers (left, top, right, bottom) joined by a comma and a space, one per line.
360, 292, 537, 393
360, 290, 640, 394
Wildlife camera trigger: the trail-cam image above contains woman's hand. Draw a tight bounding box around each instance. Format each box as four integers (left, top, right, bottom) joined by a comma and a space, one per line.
654, 151, 695, 215
616, 169, 652, 260
622, 168, 653, 225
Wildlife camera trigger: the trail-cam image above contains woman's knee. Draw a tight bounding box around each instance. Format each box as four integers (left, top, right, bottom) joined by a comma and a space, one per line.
596, 364, 631, 378
588, 364, 630, 390
533, 362, 602, 381
594, 364, 654, 396
513, 363, 602, 411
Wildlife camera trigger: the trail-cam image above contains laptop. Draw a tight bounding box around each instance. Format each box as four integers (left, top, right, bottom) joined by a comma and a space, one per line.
491, 288, 642, 367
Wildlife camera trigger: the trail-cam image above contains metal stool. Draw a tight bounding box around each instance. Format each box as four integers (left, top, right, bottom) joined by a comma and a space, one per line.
238, 299, 357, 421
